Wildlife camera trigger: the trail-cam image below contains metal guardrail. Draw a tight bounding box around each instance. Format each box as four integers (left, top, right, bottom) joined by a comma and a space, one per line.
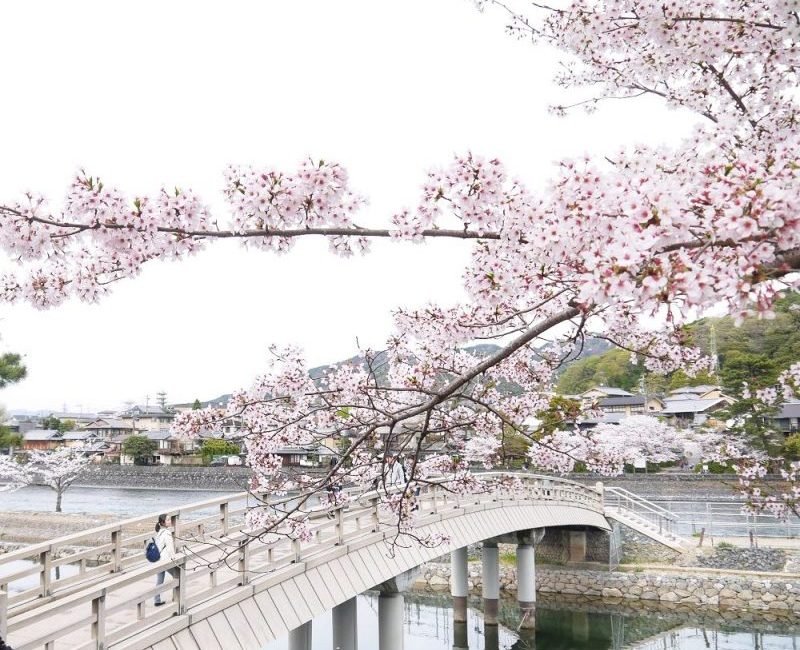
649, 499, 800, 540
0, 472, 604, 650
604, 486, 679, 536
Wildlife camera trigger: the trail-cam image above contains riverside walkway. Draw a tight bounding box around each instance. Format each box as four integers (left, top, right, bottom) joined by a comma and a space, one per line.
0, 473, 676, 650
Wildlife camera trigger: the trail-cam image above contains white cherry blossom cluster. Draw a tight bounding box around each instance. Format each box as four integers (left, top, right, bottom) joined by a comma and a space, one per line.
0, 447, 92, 510
528, 416, 697, 476
0, 454, 28, 491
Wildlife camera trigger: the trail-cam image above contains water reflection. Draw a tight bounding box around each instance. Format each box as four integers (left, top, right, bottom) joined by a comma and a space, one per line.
1, 485, 229, 517
263, 592, 800, 649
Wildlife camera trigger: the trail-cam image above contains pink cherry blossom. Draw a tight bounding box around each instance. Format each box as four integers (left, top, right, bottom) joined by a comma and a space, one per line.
2, 0, 799, 536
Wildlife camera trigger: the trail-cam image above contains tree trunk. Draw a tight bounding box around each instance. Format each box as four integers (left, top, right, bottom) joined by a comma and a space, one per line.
55, 489, 62, 513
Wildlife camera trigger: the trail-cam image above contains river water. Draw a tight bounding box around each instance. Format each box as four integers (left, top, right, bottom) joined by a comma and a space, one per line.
0, 485, 229, 517
261, 593, 800, 650
3, 578, 797, 649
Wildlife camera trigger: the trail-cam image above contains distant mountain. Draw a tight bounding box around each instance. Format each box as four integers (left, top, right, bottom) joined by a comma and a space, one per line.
185, 338, 612, 408
309, 343, 503, 387
552, 336, 614, 368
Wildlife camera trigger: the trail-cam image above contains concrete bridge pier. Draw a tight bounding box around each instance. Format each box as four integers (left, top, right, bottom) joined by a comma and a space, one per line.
378, 592, 404, 650
516, 541, 536, 629
453, 621, 469, 650
332, 596, 358, 650
484, 620, 500, 650
482, 541, 500, 625
288, 621, 312, 650
450, 546, 469, 623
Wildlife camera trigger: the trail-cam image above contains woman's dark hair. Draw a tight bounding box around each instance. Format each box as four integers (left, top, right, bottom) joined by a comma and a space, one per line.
155, 514, 167, 532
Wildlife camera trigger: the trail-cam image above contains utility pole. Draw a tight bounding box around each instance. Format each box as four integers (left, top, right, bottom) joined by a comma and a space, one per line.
709, 323, 719, 378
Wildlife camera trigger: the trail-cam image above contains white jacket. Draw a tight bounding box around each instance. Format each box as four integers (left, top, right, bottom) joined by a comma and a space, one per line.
156, 527, 176, 561
385, 461, 405, 487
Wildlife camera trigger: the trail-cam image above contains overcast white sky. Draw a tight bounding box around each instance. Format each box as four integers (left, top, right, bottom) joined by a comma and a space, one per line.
0, 1, 697, 413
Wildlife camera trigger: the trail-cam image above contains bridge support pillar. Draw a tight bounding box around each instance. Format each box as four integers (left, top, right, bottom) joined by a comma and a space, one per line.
484, 621, 499, 650
569, 530, 587, 563
453, 621, 468, 650
378, 592, 404, 650
288, 621, 312, 650
332, 596, 358, 650
482, 541, 499, 625
516, 542, 535, 629
450, 546, 469, 623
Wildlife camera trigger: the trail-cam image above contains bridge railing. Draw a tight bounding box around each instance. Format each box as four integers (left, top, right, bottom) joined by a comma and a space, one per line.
604, 486, 678, 535
2, 473, 603, 650
0, 491, 252, 614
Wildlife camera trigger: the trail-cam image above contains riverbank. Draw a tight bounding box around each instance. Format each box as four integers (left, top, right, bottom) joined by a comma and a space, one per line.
415, 559, 800, 618
0, 511, 118, 547
63, 463, 755, 494
73, 464, 254, 490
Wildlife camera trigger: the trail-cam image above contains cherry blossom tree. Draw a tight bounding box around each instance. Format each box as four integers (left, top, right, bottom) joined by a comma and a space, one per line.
0, 447, 92, 512
0, 0, 798, 537
0, 454, 28, 493
529, 415, 697, 475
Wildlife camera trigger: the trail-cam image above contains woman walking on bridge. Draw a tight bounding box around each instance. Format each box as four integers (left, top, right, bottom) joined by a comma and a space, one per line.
154, 514, 176, 607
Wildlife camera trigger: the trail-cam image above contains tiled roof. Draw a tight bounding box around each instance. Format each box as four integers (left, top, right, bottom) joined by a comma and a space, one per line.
661, 398, 727, 414
145, 430, 174, 441
578, 413, 628, 425
23, 429, 62, 441
670, 385, 720, 395
83, 418, 133, 430
597, 396, 648, 407
62, 431, 95, 440
586, 386, 634, 397
774, 402, 800, 419
119, 405, 175, 418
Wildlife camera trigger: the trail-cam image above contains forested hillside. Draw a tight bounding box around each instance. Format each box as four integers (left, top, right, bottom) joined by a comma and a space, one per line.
557, 294, 800, 396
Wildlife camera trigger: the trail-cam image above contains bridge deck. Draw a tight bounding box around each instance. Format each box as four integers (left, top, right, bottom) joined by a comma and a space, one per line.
1, 474, 608, 650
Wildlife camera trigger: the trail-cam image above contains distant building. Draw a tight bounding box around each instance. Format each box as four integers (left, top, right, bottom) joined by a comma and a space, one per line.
62, 430, 99, 448
594, 395, 664, 417
47, 411, 98, 426
80, 418, 136, 439
660, 397, 734, 428
118, 405, 176, 432
666, 385, 725, 401
1, 416, 40, 435
576, 412, 628, 429
769, 402, 800, 435
275, 445, 320, 467
581, 386, 635, 400
123, 429, 201, 466
22, 429, 63, 451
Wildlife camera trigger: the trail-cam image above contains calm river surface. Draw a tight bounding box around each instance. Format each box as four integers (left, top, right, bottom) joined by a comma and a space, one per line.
261, 593, 800, 650
0, 485, 228, 517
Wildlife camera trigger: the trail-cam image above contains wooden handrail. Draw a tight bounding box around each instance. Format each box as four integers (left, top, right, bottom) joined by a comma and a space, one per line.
2, 472, 605, 650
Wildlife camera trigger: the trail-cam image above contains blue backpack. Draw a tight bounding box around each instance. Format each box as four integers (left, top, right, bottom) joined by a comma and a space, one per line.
146, 537, 161, 563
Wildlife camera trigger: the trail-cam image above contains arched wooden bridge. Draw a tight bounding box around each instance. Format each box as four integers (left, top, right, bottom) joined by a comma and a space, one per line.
0, 473, 680, 650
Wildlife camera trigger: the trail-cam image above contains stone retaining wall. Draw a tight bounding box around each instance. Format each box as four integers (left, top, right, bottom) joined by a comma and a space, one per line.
414, 561, 800, 616
538, 568, 800, 614
617, 523, 681, 564
75, 465, 253, 490
73, 464, 332, 490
